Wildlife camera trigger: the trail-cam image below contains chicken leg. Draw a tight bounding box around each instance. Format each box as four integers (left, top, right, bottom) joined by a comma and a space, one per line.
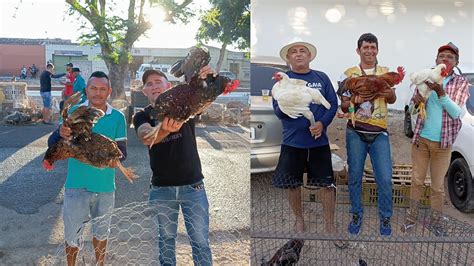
417, 102, 427, 120
143, 122, 163, 149
116, 161, 138, 183
303, 110, 320, 139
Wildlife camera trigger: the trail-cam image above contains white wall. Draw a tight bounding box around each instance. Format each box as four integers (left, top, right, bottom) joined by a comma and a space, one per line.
252, 0, 473, 110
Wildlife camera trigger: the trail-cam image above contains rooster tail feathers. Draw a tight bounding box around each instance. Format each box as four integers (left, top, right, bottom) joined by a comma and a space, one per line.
320, 97, 331, 109
308, 89, 331, 109
61, 91, 83, 120
170, 59, 184, 78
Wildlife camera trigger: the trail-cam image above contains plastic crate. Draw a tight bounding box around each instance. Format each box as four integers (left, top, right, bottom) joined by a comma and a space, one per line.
362, 183, 431, 207
364, 164, 431, 185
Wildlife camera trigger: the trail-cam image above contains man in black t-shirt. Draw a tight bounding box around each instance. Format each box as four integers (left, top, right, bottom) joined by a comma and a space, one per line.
40, 63, 66, 124
133, 67, 214, 266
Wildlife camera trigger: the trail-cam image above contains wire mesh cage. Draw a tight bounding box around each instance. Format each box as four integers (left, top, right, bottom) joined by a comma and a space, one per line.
45, 200, 249, 265
251, 175, 473, 265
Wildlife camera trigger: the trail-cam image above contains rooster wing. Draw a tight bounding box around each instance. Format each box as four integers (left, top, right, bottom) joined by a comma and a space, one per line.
307, 88, 331, 109
276, 90, 311, 119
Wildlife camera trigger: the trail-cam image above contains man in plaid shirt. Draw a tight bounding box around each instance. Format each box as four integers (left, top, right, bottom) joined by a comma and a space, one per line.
403, 42, 470, 232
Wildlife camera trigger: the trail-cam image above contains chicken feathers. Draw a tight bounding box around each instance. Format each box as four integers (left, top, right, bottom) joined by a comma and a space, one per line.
271, 71, 330, 138
261, 239, 304, 266
342, 66, 405, 126
409, 63, 451, 119
42, 92, 137, 183
170, 46, 211, 82
144, 46, 239, 147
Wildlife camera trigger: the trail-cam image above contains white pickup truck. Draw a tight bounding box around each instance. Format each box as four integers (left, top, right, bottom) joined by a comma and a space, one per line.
135, 63, 183, 84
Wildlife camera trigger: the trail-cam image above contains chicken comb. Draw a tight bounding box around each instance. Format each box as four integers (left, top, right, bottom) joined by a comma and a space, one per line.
441, 61, 452, 77
396, 66, 405, 83
224, 80, 240, 95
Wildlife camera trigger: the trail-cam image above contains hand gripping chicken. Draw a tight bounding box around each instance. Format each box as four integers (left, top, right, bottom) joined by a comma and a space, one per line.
409, 62, 451, 119
272, 72, 331, 138
42, 92, 137, 183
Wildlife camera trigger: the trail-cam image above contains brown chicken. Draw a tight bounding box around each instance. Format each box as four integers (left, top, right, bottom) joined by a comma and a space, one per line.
145, 46, 240, 146
341, 66, 405, 126
42, 92, 136, 182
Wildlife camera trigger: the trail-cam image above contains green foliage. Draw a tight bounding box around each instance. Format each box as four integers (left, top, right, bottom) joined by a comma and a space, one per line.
196, 0, 250, 51
66, 0, 193, 65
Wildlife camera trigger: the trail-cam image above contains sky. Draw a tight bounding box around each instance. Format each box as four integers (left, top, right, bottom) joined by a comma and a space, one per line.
0, 0, 234, 50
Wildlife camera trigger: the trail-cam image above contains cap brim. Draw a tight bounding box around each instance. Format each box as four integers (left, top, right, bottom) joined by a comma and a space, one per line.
279, 41, 317, 63
438, 45, 458, 56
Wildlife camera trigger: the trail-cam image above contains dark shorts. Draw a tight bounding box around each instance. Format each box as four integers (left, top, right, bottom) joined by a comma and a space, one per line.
273, 144, 334, 188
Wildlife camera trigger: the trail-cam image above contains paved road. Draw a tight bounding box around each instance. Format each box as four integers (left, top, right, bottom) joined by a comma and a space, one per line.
0, 122, 249, 216
0, 123, 249, 251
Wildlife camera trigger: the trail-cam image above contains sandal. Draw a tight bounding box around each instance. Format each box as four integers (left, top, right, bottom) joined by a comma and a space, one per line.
334, 240, 349, 249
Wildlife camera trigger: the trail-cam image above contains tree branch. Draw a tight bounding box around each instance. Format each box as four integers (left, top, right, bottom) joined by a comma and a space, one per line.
99, 0, 105, 16
66, 0, 93, 21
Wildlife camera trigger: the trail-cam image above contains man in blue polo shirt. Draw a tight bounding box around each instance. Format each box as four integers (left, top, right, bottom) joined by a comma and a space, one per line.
48, 71, 128, 265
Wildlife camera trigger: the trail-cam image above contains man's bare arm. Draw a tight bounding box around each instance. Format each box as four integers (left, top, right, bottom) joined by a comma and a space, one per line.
136, 123, 170, 146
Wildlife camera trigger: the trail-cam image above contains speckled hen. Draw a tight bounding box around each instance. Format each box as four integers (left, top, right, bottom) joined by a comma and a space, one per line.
144, 46, 240, 146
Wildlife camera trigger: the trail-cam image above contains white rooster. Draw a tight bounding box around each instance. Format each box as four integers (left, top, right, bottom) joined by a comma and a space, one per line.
272, 72, 331, 138
409, 62, 451, 119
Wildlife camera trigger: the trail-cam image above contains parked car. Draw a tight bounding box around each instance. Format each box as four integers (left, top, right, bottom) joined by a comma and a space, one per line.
404, 69, 474, 212
250, 56, 288, 173
135, 63, 183, 83
219, 70, 237, 80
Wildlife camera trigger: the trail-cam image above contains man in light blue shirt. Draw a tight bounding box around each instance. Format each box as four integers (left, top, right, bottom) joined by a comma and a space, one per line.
403, 43, 469, 234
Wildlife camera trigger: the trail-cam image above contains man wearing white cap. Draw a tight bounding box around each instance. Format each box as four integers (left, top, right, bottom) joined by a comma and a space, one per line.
272, 41, 338, 238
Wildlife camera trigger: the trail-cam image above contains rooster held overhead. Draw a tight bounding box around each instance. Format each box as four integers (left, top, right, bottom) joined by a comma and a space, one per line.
271, 71, 331, 138
144, 46, 240, 146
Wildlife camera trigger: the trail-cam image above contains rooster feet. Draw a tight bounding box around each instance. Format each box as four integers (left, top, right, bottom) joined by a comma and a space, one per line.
143, 123, 163, 149
116, 161, 138, 183
418, 102, 427, 120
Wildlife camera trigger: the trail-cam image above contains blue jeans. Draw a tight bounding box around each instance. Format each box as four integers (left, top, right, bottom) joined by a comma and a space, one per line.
149, 181, 212, 266
346, 128, 393, 219
63, 188, 115, 247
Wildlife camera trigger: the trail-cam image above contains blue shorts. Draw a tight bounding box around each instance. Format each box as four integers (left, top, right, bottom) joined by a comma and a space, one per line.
63, 188, 115, 248
40, 91, 52, 108
273, 144, 334, 188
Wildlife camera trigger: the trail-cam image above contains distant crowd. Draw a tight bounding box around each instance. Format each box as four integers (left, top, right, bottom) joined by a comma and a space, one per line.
19, 64, 39, 79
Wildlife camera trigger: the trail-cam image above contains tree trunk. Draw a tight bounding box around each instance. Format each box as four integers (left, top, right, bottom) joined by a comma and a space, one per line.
216, 43, 228, 73
107, 63, 128, 101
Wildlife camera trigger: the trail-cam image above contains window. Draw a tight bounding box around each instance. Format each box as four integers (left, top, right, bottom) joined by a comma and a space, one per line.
250, 63, 288, 96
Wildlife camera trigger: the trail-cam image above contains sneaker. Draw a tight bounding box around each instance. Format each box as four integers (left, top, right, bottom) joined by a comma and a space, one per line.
401, 220, 416, 233
380, 217, 392, 236
348, 214, 362, 235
